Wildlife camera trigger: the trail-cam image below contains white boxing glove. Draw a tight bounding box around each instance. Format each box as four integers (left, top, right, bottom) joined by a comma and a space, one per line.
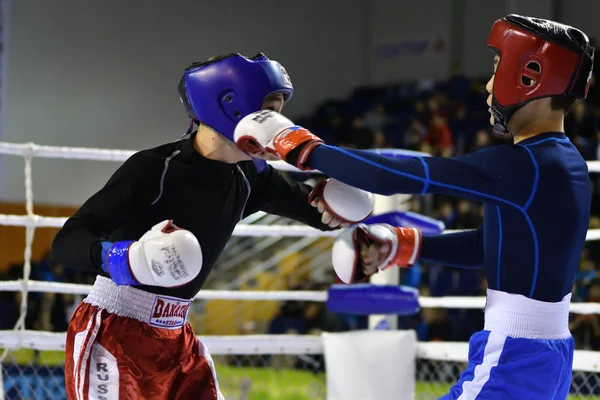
234, 110, 325, 170
309, 178, 374, 224
104, 220, 203, 288
331, 224, 422, 284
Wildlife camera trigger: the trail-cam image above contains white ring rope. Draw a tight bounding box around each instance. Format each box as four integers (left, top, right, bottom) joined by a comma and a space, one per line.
0, 279, 597, 314
0, 141, 431, 169
0, 331, 597, 372
0, 141, 304, 173
2, 212, 600, 242
0, 214, 341, 236
2, 213, 600, 240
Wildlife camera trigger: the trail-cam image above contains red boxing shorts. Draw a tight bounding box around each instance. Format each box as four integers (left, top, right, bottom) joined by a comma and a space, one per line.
65, 276, 224, 400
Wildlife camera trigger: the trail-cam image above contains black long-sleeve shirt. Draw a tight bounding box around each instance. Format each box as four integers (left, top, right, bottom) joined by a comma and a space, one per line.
51, 133, 331, 299
305, 132, 591, 302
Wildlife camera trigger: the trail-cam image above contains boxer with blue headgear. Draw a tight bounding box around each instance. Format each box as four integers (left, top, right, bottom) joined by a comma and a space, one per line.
52, 51, 375, 399
178, 53, 293, 141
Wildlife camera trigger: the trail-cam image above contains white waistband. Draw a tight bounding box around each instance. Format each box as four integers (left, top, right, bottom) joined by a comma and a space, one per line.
84, 276, 193, 330
483, 289, 571, 339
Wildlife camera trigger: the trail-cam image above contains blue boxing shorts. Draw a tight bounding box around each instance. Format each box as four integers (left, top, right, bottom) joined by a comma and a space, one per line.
440, 289, 574, 400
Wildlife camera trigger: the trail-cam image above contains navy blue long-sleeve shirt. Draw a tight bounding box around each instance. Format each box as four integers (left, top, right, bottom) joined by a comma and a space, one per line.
305, 132, 590, 302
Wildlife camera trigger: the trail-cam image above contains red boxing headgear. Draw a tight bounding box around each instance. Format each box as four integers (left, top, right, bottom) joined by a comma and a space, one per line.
487, 15, 595, 134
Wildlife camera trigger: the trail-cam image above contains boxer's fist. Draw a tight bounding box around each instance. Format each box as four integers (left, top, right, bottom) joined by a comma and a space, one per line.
309, 179, 374, 228
105, 220, 203, 287
331, 224, 422, 284
234, 110, 324, 170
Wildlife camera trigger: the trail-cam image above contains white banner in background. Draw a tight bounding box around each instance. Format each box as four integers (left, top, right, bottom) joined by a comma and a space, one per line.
323, 330, 417, 400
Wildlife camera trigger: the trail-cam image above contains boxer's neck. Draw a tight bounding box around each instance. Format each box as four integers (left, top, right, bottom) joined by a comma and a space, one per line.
193, 125, 252, 164
512, 117, 565, 144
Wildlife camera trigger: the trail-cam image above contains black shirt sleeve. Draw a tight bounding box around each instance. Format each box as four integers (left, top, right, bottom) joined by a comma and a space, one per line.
51, 153, 158, 272
244, 165, 333, 231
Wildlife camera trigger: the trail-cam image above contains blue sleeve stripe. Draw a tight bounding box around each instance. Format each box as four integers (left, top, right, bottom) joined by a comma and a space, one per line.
419, 157, 430, 194
496, 206, 503, 291
332, 147, 520, 208
333, 146, 430, 183
519, 145, 540, 211
518, 145, 541, 297
525, 213, 540, 298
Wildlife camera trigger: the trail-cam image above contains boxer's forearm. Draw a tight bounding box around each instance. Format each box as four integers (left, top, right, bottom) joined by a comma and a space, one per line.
52, 211, 110, 273
305, 145, 533, 206
419, 228, 484, 269
246, 165, 334, 231
305, 145, 425, 195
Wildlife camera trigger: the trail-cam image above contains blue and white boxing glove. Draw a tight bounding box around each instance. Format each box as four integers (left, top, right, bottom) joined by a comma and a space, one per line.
101, 220, 203, 288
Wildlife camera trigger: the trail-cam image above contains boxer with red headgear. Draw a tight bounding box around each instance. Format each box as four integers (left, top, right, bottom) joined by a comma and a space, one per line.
234, 16, 594, 399
487, 15, 593, 135
52, 53, 373, 399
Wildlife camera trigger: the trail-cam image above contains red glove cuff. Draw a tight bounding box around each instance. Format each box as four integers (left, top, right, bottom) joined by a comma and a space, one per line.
391, 227, 422, 267
274, 128, 324, 170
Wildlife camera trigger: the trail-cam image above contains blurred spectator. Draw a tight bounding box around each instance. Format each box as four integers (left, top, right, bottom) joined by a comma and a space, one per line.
364, 102, 389, 133
0, 267, 19, 329
326, 115, 345, 145
345, 116, 374, 149
413, 100, 428, 123
267, 301, 306, 335
575, 249, 599, 302
571, 279, 600, 350
449, 104, 471, 155
424, 115, 454, 157
465, 273, 488, 333
401, 261, 421, 288
404, 118, 427, 151
587, 217, 600, 262
423, 309, 453, 341
565, 99, 598, 159
471, 129, 491, 152
447, 63, 470, 106
267, 277, 308, 334
408, 197, 424, 214
437, 201, 456, 229
454, 199, 482, 229
417, 287, 457, 342
427, 95, 447, 120
373, 131, 391, 148
304, 302, 348, 334
34, 253, 73, 332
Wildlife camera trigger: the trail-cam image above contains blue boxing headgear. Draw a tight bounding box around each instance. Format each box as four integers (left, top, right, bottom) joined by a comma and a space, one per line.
177, 53, 294, 141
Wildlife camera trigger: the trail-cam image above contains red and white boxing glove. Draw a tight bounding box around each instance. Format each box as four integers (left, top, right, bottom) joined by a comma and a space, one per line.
234, 110, 324, 170
331, 224, 422, 284
104, 220, 203, 288
309, 178, 374, 226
